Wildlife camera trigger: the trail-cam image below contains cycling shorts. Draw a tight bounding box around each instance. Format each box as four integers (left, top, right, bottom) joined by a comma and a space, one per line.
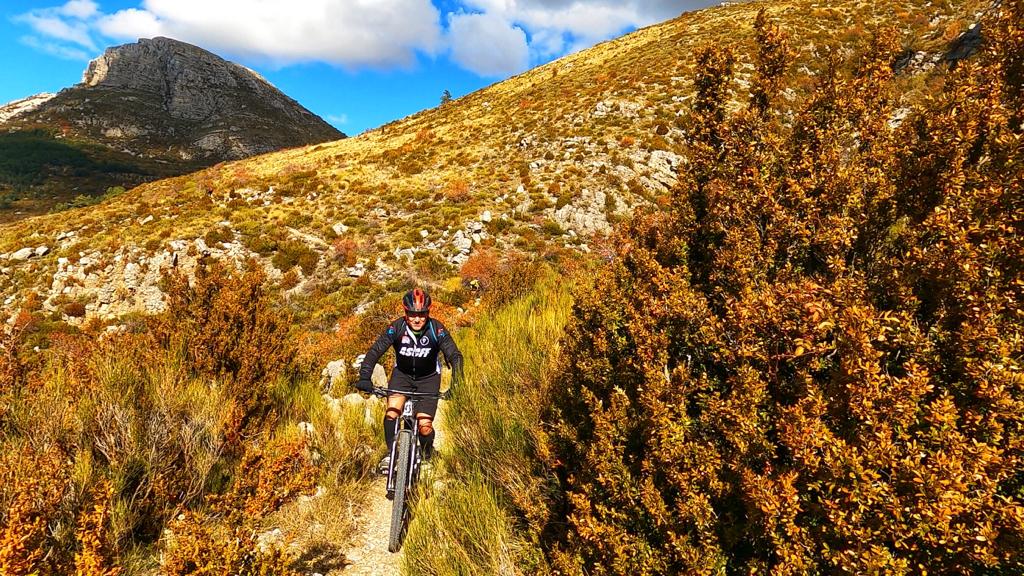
388, 370, 441, 418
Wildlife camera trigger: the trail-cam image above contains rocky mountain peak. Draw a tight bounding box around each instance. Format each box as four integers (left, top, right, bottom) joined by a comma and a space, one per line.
3, 36, 343, 167
79, 36, 310, 125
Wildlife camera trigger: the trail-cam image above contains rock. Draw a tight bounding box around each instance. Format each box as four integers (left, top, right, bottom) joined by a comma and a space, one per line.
0, 92, 57, 123
255, 528, 284, 554
194, 238, 211, 256
420, 229, 429, 238
332, 222, 349, 235
341, 393, 365, 408
472, 233, 482, 244
320, 359, 347, 393
297, 421, 315, 437
554, 187, 613, 235
138, 215, 154, 225
123, 262, 142, 290
11, 247, 34, 261
480, 210, 492, 223
371, 364, 388, 389
452, 233, 472, 252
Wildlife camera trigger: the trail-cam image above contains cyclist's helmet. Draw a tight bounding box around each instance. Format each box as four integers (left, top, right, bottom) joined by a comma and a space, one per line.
403, 288, 431, 314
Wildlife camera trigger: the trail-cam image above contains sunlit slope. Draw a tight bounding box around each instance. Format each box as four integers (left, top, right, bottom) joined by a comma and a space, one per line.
0, 0, 989, 319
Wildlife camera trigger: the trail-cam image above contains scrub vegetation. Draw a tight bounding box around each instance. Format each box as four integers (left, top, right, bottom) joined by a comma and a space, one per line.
0, 0, 1018, 573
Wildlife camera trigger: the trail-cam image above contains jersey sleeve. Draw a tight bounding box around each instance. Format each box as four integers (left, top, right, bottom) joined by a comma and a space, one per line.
435, 320, 464, 386
358, 319, 399, 382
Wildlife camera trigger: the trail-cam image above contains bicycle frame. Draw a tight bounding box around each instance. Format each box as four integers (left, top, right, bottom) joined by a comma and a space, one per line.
385, 396, 420, 495
366, 387, 446, 551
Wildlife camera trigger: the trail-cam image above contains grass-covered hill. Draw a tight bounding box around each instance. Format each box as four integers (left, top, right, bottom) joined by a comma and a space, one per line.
0, 0, 991, 330
1, 0, 1017, 574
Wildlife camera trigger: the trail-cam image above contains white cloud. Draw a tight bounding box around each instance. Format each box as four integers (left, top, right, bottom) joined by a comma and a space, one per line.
14, 12, 96, 49
448, 12, 529, 76
327, 113, 349, 125
445, 1, 711, 76
19, 35, 91, 60
58, 0, 100, 19
99, 0, 443, 69
13, 0, 714, 79
96, 9, 163, 40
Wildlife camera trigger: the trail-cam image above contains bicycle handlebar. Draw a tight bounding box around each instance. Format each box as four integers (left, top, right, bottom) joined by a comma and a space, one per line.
368, 388, 448, 400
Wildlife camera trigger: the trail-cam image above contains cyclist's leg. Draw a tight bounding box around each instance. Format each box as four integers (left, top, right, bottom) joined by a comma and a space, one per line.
384, 393, 405, 452
385, 371, 414, 453
415, 373, 441, 459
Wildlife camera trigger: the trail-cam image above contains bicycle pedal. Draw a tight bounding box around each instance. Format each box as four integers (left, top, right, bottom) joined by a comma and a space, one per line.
386, 490, 395, 501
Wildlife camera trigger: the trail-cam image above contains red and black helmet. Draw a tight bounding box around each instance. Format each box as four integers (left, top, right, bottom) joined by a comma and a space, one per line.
403, 288, 431, 314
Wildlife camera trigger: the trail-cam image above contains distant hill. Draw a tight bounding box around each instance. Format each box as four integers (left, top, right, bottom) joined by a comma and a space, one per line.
0, 37, 344, 221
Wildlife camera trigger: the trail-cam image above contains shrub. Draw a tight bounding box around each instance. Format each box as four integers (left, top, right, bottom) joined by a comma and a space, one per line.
443, 178, 471, 202
331, 237, 360, 267
159, 261, 294, 444
203, 226, 233, 247
272, 240, 320, 276
62, 301, 86, 318
548, 8, 1024, 575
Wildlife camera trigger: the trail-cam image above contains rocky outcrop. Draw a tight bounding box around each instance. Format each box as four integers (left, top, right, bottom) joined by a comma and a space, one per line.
0, 93, 56, 123
5, 37, 344, 163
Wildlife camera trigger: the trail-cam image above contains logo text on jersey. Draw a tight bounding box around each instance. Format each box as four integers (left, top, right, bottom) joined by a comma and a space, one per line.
399, 347, 431, 358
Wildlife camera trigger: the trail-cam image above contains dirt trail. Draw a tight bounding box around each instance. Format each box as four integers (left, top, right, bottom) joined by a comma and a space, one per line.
338, 478, 402, 576
337, 403, 447, 575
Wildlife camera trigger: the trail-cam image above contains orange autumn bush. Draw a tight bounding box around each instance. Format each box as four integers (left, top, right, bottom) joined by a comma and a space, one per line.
550, 6, 1023, 575
158, 260, 295, 444
0, 262, 316, 572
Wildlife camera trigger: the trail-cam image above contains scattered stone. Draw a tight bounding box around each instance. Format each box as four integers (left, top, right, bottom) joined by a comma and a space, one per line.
138, 215, 154, 225
256, 529, 284, 554
371, 364, 387, 389
332, 222, 349, 235
321, 359, 347, 393
341, 393, 365, 408
11, 247, 34, 261
297, 421, 315, 437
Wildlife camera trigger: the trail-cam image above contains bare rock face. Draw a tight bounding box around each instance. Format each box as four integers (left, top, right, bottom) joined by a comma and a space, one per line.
8, 37, 344, 163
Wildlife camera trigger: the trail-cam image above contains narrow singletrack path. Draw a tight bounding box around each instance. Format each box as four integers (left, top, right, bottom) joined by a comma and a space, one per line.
338, 478, 402, 576
338, 401, 448, 575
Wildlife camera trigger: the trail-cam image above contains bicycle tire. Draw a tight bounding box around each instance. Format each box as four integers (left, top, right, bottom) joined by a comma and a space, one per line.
388, 429, 413, 552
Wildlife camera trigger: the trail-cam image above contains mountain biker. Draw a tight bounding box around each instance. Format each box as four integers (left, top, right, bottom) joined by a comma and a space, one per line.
355, 287, 463, 474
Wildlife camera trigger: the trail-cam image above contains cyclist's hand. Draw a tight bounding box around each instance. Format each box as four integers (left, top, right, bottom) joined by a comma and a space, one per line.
355, 380, 374, 393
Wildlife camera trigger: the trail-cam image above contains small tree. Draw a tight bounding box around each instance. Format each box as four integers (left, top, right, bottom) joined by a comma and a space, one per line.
440, 89, 453, 105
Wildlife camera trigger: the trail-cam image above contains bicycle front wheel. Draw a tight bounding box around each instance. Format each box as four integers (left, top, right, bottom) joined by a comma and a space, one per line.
388, 429, 413, 552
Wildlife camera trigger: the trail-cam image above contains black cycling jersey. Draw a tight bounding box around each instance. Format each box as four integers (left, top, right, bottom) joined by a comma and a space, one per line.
359, 317, 464, 384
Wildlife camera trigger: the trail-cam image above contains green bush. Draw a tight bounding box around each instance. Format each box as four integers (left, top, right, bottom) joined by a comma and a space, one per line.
272, 240, 320, 275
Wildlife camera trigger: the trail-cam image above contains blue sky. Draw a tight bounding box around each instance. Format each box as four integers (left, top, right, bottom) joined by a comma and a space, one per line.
1, 1, 715, 135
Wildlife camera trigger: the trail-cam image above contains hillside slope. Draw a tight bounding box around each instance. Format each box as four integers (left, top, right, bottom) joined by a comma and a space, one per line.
0, 0, 990, 325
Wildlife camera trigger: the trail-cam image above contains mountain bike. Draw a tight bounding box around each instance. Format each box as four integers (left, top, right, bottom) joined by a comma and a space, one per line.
369, 388, 447, 552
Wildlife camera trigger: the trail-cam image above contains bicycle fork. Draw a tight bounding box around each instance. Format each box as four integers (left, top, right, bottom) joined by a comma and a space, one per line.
386, 399, 419, 494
